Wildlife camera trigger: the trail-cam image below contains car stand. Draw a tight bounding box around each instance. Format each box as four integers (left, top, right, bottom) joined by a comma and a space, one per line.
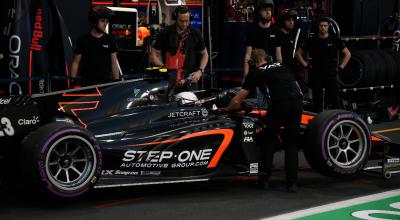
363, 144, 400, 179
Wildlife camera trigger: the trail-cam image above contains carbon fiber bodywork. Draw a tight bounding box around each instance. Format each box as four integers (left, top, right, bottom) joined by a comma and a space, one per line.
0, 78, 397, 190
0, 79, 263, 188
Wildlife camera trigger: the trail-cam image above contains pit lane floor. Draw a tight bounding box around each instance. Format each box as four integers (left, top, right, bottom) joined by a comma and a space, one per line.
1, 152, 400, 220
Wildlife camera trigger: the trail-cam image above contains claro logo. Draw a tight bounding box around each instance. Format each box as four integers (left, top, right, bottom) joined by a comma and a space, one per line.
9, 35, 22, 95
18, 116, 40, 126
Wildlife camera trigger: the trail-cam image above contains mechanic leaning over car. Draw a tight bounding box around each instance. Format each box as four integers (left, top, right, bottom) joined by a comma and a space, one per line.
295, 16, 351, 113
70, 6, 120, 87
243, 0, 282, 79
150, 5, 209, 93
220, 48, 303, 193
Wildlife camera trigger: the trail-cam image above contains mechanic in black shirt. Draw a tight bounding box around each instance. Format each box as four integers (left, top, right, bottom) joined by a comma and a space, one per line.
70, 6, 120, 87
278, 9, 303, 76
295, 16, 351, 112
220, 48, 303, 193
243, 0, 282, 79
150, 6, 208, 93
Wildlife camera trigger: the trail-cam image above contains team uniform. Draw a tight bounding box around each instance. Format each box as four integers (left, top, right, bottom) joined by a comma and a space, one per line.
245, 23, 281, 62
301, 35, 345, 112
242, 62, 303, 187
153, 25, 206, 91
74, 33, 118, 86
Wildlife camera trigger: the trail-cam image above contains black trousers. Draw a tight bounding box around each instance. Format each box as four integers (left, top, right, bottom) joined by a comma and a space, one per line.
261, 99, 303, 186
309, 68, 341, 113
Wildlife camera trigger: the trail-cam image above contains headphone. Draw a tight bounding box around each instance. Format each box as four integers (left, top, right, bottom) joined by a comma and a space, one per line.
279, 9, 298, 26
171, 5, 194, 21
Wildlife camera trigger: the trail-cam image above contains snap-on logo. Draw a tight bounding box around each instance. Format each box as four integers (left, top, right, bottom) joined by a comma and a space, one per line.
18, 116, 40, 125
0, 98, 11, 105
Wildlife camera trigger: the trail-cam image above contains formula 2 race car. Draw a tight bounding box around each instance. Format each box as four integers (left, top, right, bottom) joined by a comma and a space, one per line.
0, 77, 398, 198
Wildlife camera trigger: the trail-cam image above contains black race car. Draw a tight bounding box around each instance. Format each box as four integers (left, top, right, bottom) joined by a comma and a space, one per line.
0, 77, 397, 198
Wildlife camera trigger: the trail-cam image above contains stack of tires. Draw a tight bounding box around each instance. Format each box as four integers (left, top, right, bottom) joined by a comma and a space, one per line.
338, 49, 400, 87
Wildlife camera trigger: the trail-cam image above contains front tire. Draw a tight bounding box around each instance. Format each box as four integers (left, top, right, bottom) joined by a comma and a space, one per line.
304, 110, 371, 177
21, 122, 102, 198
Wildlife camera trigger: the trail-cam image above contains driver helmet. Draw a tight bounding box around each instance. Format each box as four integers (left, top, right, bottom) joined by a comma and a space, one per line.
175, 92, 198, 104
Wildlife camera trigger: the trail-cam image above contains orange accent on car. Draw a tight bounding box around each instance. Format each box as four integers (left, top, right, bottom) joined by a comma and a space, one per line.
58, 88, 103, 127
301, 114, 314, 125
126, 129, 234, 169
58, 101, 100, 128
250, 110, 267, 116
371, 136, 383, 142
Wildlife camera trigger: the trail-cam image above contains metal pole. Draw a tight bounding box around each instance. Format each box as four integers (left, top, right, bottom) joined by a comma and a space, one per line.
207, 6, 214, 88
293, 28, 301, 58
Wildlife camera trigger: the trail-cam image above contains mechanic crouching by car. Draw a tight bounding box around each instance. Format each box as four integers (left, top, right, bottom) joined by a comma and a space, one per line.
70, 6, 120, 87
219, 48, 303, 193
150, 5, 209, 94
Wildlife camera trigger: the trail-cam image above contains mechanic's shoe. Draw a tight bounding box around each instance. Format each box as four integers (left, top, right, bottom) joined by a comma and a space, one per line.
286, 184, 298, 193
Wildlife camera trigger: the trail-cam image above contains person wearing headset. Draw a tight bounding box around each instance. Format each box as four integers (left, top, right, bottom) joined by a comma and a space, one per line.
278, 9, 305, 92
243, 0, 282, 79
150, 5, 209, 93
278, 10, 300, 73
70, 6, 120, 87
295, 16, 351, 112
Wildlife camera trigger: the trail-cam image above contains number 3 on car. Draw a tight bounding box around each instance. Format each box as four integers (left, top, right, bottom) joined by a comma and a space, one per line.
0, 117, 15, 137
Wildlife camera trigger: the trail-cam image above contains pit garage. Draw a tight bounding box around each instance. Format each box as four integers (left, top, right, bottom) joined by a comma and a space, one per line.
1, 0, 400, 220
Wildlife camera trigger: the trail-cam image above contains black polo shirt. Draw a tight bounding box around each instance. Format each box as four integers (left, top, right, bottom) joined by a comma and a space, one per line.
153, 25, 206, 76
245, 23, 281, 61
278, 29, 303, 73
301, 35, 345, 69
242, 63, 303, 103
75, 33, 118, 86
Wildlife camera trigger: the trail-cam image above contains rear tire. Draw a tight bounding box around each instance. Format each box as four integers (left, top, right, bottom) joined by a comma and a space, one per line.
21, 122, 102, 198
304, 110, 371, 177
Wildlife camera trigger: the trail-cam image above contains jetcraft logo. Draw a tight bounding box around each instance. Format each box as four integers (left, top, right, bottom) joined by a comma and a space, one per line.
0, 98, 11, 105
18, 116, 40, 126
168, 110, 202, 118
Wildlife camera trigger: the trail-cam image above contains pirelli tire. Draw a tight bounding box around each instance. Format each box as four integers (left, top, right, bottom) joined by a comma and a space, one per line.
21, 122, 102, 198
304, 110, 371, 177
